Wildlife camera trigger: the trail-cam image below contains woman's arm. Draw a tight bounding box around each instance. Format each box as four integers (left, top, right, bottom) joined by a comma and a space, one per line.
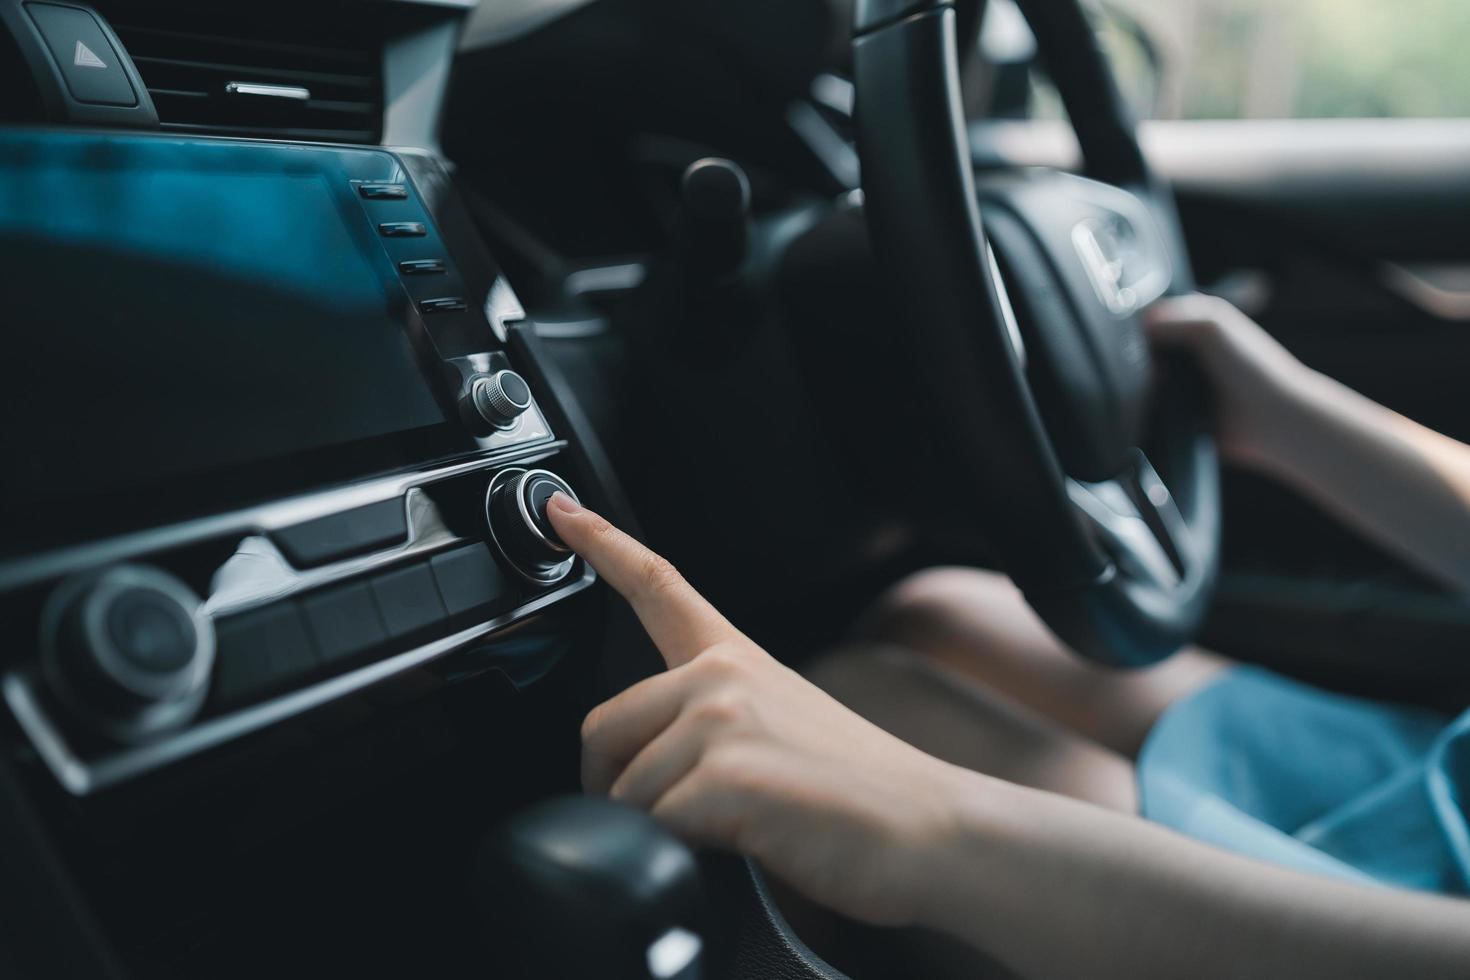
932, 774, 1470, 979
1147, 294, 1470, 593
545, 494, 1470, 979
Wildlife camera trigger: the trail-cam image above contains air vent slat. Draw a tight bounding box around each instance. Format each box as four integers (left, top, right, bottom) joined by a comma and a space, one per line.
130, 57, 375, 93
157, 122, 379, 144
110, 24, 375, 69
110, 8, 383, 145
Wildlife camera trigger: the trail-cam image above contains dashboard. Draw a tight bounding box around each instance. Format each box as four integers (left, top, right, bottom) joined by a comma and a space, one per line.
0, 1, 621, 975
0, 1, 876, 976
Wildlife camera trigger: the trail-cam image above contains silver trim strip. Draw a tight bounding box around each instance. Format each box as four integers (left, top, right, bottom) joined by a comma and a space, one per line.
202, 489, 455, 617
0, 441, 566, 593
4, 566, 596, 796
986, 243, 1027, 369
225, 82, 310, 101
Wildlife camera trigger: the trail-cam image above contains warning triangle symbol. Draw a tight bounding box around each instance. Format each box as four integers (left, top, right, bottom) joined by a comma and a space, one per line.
73, 40, 107, 69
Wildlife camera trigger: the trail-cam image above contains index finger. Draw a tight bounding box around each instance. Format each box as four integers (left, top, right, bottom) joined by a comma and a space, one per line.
545, 492, 741, 667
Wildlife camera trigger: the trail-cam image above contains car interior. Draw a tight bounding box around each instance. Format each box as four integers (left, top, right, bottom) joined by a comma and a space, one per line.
3, 0, 1469, 976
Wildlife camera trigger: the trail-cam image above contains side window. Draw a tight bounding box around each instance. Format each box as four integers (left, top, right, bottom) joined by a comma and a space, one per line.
985, 0, 1470, 121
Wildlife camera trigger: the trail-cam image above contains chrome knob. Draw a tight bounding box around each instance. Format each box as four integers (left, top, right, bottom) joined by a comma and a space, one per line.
470, 370, 533, 430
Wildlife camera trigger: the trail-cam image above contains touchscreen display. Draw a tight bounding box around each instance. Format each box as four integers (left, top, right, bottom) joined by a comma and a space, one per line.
0, 134, 466, 555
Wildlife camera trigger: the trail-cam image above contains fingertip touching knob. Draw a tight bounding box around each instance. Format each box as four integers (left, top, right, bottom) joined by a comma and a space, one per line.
485, 468, 580, 584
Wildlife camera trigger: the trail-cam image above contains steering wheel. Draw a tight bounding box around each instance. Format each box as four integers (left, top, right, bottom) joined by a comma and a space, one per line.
851, 0, 1220, 667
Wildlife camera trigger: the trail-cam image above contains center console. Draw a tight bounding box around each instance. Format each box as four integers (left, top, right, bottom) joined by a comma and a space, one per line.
0, 5, 856, 978
0, 129, 600, 796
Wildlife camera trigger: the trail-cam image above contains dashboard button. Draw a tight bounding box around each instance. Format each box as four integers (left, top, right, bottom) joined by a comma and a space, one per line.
370, 563, 446, 639
485, 468, 579, 585
213, 603, 318, 705
379, 221, 427, 237
300, 581, 387, 663
523, 474, 568, 547
273, 498, 408, 569
26, 3, 138, 107
358, 182, 408, 200
399, 259, 446, 275
419, 296, 467, 314
431, 543, 514, 618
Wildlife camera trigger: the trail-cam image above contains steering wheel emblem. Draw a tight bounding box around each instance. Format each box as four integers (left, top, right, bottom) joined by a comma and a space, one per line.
1071, 216, 1167, 318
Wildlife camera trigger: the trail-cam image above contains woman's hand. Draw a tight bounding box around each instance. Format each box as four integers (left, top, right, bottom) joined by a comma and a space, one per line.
1144, 293, 1310, 469
546, 492, 972, 928
545, 495, 1470, 980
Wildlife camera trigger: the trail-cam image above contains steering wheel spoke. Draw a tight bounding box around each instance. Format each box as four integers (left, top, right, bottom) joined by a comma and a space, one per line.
855, 0, 1219, 666
1070, 450, 1198, 586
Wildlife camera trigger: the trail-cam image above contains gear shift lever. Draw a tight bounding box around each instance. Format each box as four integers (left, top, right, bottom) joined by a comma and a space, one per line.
476, 796, 705, 979
678, 157, 751, 281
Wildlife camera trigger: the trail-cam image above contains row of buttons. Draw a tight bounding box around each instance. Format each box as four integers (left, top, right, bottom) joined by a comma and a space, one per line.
211, 542, 516, 708
357, 181, 468, 318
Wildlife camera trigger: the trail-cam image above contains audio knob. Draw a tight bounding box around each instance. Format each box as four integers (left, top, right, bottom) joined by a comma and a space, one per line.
484, 468, 580, 584
40, 565, 215, 742
470, 370, 534, 430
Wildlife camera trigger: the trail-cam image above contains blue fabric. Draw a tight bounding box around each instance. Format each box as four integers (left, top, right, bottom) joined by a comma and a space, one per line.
1138, 666, 1470, 893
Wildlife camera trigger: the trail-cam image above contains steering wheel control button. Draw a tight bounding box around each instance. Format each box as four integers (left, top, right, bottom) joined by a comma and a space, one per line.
398, 258, 446, 276
357, 182, 408, 200
26, 3, 138, 107
419, 296, 467, 314
470, 370, 533, 430
378, 221, 427, 237
272, 497, 408, 569
41, 565, 215, 740
484, 468, 580, 584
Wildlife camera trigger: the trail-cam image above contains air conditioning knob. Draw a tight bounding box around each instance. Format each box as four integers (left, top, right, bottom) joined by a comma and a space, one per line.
485, 468, 579, 584
470, 370, 533, 430
40, 565, 215, 742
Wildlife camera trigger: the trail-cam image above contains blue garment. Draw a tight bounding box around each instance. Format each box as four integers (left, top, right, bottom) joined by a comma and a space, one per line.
1138, 666, 1470, 893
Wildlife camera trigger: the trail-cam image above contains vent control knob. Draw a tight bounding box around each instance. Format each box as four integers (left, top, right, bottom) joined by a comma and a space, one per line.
40, 565, 215, 742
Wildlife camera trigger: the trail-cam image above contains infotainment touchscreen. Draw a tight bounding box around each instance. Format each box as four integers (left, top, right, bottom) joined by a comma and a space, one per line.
0, 132, 471, 557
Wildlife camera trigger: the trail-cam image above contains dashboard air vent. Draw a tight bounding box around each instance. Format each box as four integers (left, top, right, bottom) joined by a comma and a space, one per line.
110, 16, 382, 144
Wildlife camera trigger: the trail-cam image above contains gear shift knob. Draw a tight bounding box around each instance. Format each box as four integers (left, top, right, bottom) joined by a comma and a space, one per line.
476, 795, 705, 979
679, 157, 750, 280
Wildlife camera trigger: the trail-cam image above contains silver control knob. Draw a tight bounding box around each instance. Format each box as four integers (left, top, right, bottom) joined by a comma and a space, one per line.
471, 370, 534, 430
40, 565, 215, 742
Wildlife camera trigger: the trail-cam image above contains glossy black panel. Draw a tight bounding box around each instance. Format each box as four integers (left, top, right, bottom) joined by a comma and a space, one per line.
272, 498, 409, 569
0, 130, 482, 557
